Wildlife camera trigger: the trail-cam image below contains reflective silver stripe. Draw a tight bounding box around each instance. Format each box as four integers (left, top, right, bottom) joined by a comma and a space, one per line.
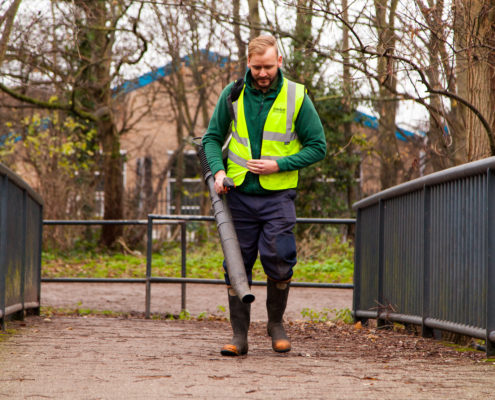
260, 155, 283, 161
231, 100, 249, 146
232, 130, 249, 146
263, 130, 298, 143
233, 100, 239, 123
228, 149, 248, 167
286, 80, 297, 135
262, 81, 298, 143
222, 133, 232, 152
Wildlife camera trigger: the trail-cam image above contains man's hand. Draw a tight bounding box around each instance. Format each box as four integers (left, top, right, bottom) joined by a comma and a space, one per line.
214, 170, 228, 194
246, 159, 280, 175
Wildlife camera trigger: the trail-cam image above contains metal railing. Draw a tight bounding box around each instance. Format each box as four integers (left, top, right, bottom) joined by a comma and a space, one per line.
0, 163, 43, 329
353, 157, 495, 357
42, 216, 355, 318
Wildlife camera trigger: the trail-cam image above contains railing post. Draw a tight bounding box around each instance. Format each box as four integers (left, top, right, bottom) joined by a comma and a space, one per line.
422, 185, 434, 338
145, 215, 153, 319
377, 199, 386, 327
352, 208, 362, 322
0, 175, 7, 330
486, 169, 495, 357
35, 202, 43, 316
180, 221, 187, 312
14, 189, 27, 321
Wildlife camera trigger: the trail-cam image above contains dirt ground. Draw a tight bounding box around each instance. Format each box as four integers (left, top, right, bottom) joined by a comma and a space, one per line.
1, 283, 494, 399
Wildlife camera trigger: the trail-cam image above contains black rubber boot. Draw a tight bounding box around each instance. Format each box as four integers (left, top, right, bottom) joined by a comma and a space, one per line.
221, 288, 250, 356
266, 279, 291, 353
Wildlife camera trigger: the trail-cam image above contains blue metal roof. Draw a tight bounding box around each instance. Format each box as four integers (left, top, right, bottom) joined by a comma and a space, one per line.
353, 110, 425, 141
115, 50, 230, 95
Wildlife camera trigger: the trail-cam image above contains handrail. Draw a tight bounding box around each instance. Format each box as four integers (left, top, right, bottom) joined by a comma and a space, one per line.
0, 163, 44, 206
354, 156, 495, 209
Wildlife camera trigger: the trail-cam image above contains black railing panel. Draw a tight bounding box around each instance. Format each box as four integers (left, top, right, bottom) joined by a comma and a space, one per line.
4, 181, 24, 310
24, 196, 42, 306
428, 176, 487, 328
0, 163, 43, 327
382, 190, 423, 318
353, 157, 495, 357
355, 204, 380, 313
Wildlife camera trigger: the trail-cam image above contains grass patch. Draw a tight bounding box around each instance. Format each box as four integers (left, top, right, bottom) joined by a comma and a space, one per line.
40, 306, 225, 321
441, 342, 484, 353
42, 235, 354, 283
0, 328, 18, 343
41, 306, 127, 318
300, 307, 354, 324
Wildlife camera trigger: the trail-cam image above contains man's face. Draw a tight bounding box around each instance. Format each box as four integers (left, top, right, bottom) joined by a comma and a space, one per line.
247, 46, 282, 92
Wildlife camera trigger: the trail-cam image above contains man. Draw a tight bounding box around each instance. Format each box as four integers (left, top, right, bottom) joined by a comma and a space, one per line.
202, 35, 326, 356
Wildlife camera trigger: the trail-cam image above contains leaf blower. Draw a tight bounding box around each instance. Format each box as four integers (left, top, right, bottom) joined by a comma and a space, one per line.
193, 137, 255, 304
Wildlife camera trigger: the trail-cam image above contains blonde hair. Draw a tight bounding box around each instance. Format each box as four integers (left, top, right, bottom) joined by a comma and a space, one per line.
248, 35, 278, 58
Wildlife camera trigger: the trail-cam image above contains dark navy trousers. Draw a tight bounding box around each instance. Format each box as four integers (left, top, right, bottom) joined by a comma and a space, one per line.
223, 189, 297, 285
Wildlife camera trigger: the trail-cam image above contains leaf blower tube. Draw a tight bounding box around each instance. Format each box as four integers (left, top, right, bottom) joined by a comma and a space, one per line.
194, 137, 255, 304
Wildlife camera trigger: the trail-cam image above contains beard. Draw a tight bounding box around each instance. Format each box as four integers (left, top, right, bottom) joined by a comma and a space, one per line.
253, 75, 275, 89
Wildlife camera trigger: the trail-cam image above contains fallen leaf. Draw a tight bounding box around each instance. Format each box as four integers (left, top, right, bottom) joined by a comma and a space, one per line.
209, 375, 230, 380
135, 375, 171, 381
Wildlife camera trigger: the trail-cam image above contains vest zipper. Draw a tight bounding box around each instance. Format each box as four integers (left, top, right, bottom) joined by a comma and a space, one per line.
258, 95, 264, 115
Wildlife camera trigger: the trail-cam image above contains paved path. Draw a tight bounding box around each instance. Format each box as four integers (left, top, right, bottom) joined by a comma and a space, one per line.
0, 284, 494, 399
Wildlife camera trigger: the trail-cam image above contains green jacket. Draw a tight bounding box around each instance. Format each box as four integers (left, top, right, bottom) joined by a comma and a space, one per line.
202, 69, 326, 195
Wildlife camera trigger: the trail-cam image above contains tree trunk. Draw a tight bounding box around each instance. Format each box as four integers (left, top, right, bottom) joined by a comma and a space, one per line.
74, 0, 124, 246
0, 0, 22, 67
233, 1, 247, 75
292, 0, 315, 85
453, 0, 494, 162
100, 115, 124, 247
374, 0, 402, 190
418, 0, 456, 173
248, 0, 260, 40
343, 0, 357, 239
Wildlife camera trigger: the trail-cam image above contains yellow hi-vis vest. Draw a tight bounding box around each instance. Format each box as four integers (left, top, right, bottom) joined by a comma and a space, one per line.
227, 78, 305, 190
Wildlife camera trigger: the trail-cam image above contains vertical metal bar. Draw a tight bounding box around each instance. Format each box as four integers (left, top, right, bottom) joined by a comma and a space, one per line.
353, 208, 362, 322
457, 179, 462, 324
434, 184, 440, 321
479, 175, 486, 327
443, 182, 449, 322
36, 201, 43, 316
475, 176, 482, 327
457, 179, 463, 324
377, 199, 386, 327
468, 177, 476, 326
180, 221, 187, 312
449, 181, 455, 323
422, 185, 433, 337
145, 215, 153, 319
0, 175, 7, 330
17, 189, 27, 320
486, 169, 495, 357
